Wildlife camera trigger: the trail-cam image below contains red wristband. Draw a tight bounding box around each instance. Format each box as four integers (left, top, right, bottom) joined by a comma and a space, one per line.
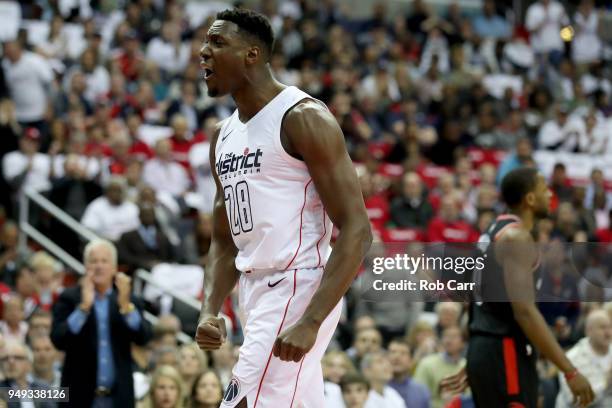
564, 369, 579, 382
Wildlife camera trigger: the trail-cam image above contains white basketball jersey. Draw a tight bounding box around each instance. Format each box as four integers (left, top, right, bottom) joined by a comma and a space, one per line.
215, 86, 332, 273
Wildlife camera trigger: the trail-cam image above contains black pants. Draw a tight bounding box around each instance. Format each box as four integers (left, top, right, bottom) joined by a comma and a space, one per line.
467, 335, 538, 408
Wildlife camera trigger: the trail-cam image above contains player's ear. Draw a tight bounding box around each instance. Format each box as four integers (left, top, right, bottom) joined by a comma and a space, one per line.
525, 191, 536, 207
245, 46, 260, 65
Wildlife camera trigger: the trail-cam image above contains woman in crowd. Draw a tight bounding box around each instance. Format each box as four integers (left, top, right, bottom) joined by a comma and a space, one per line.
190, 370, 223, 408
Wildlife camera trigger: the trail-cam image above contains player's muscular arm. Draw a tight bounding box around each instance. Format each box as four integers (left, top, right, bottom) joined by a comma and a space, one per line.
499, 228, 594, 407
273, 100, 373, 362
195, 122, 240, 351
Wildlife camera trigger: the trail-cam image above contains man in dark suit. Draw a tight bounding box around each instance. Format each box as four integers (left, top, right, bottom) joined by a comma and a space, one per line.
117, 202, 176, 273
0, 339, 56, 408
51, 239, 151, 408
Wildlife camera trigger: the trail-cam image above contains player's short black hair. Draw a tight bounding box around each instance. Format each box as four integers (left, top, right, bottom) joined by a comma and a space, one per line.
339, 372, 370, 392
501, 167, 539, 208
216, 8, 274, 57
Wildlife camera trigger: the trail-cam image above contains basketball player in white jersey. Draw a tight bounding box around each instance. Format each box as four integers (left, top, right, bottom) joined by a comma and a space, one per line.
195, 9, 372, 408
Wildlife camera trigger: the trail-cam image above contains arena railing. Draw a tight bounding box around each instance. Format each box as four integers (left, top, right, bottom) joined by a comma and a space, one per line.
18, 188, 196, 344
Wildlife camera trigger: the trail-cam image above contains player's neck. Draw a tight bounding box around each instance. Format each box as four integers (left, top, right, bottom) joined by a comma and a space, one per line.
509, 208, 534, 232
232, 69, 285, 123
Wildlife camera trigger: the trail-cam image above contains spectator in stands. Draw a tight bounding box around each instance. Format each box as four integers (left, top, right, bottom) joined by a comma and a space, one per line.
143, 138, 191, 197
571, 186, 596, 239
361, 351, 406, 408
538, 104, 586, 151
413, 326, 466, 408
0, 295, 28, 343
117, 202, 176, 274
595, 209, 612, 243
27, 309, 53, 340
435, 302, 462, 337
13, 265, 37, 319
340, 372, 370, 408
406, 320, 437, 366
0, 221, 22, 286
152, 346, 180, 371
81, 176, 140, 241
472, 0, 511, 40
29, 334, 60, 387
323, 350, 357, 384
189, 370, 224, 408
525, 0, 568, 66
29, 251, 62, 312
2, 127, 51, 196
1, 40, 53, 138
549, 163, 573, 206
572, 0, 602, 65
0, 340, 55, 407
51, 239, 151, 408
146, 21, 190, 77
555, 309, 611, 407
496, 137, 534, 186
152, 314, 182, 349
388, 338, 430, 408
169, 114, 203, 170
427, 195, 478, 243
347, 327, 383, 368
112, 30, 145, 83
390, 172, 433, 229
143, 365, 184, 408
177, 342, 208, 397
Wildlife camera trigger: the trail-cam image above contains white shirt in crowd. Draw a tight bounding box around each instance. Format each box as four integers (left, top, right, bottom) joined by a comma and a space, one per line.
142, 158, 191, 197
81, 196, 139, 241
2, 151, 51, 192
1, 51, 53, 122
189, 141, 216, 214
525, 0, 568, 53
145, 37, 190, 75
364, 387, 406, 408
0, 321, 28, 344
323, 382, 345, 408
555, 337, 612, 407
572, 10, 602, 64
538, 116, 587, 152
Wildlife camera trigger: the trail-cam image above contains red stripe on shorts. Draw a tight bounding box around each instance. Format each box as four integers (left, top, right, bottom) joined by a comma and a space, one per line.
503, 337, 520, 395
253, 269, 298, 407
289, 356, 305, 407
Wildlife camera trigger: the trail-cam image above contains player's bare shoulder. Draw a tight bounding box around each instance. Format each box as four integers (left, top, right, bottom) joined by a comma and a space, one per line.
494, 224, 537, 265
281, 98, 343, 158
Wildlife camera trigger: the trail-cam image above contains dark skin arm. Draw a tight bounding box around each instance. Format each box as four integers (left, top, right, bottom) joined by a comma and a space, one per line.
498, 228, 594, 407
272, 100, 373, 362
195, 121, 240, 350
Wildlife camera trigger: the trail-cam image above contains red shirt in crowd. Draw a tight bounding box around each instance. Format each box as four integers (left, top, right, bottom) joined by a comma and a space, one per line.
426, 217, 479, 243
170, 133, 205, 170
596, 228, 612, 243
364, 194, 390, 234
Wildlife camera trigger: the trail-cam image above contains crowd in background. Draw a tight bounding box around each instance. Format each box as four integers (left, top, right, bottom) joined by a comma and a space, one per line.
0, 0, 611, 407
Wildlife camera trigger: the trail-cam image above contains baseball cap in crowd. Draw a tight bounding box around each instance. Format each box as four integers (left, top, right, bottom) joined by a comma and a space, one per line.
24, 128, 41, 142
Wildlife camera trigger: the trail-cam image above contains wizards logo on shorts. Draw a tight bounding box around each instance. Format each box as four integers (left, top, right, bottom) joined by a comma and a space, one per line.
223, 377, 241, 403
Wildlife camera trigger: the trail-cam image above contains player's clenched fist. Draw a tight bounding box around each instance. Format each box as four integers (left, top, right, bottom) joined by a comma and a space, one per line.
195, 316, 227, 350
273, 320, 319, 362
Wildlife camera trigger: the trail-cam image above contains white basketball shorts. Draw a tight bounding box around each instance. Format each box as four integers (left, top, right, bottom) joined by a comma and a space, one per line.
221, 267, 342, 408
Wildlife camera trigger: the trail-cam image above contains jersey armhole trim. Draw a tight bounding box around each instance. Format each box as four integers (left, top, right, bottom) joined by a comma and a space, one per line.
273, 97, 319, 169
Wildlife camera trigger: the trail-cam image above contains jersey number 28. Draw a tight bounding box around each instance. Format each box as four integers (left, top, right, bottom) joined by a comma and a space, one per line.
224, 181, 253, 235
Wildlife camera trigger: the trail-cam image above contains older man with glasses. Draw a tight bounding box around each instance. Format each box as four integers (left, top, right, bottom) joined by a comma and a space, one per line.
0, 339, 56, 407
